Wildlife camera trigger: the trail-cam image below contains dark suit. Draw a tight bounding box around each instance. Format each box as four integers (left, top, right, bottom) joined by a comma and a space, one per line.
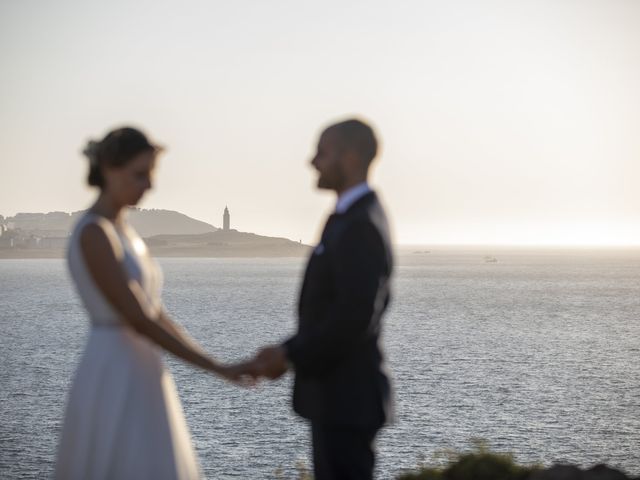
284, 191, 393, 480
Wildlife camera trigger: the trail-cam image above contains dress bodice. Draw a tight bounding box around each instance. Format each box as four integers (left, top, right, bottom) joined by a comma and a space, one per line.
67, 212, 163, 327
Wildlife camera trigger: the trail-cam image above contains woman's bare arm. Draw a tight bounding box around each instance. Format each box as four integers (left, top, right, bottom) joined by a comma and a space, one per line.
79, 220, 227, 376
157, 310, 210, 359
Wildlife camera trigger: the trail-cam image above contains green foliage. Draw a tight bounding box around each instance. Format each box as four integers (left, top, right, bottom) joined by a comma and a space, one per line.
398, 440, 540, 480
294, 461, 313, 480
274, 460, 313, 480
276, 440, 548, 480
398, 466, 444, 480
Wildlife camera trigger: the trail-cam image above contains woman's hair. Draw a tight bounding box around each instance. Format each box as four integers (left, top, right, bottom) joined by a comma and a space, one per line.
83, 127, 161, 188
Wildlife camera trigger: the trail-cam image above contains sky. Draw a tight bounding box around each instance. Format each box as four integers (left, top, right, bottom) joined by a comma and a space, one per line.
1, 0, 639, 246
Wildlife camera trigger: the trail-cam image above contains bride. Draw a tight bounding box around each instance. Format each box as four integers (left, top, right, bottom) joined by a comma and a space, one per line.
56, 126, 238, 479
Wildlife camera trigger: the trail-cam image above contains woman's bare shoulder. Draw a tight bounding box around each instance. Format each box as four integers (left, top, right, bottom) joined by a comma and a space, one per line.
78, 216, 124, 261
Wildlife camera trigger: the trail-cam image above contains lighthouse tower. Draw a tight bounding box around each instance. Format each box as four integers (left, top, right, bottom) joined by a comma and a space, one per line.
223, 206, 230, 231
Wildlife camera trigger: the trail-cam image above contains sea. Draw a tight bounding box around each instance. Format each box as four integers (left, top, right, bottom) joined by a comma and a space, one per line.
1, 249, 640, 479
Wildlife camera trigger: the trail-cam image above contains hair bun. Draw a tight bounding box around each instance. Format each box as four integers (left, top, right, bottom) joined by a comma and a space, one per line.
83, 140, 101, 166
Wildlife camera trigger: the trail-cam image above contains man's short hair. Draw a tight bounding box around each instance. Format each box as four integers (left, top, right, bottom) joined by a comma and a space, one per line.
328, 119, 378, 166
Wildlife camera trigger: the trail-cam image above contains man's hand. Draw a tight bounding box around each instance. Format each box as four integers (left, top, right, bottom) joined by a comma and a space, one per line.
254, 345, 289, 380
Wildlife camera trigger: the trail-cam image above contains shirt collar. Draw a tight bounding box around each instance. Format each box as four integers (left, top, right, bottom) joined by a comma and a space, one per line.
335, 182, 371, 214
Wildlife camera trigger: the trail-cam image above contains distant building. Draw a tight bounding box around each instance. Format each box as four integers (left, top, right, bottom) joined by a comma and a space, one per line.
0, 236, 14, 248
223, 206, 230, 231
39, 237, 68, 249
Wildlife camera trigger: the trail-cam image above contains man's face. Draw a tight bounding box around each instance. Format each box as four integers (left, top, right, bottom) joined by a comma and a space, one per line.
310, 128, 346, 192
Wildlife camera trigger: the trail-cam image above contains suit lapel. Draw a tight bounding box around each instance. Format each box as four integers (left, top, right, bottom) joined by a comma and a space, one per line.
300, 192, 377, 306
343, 190, 376, 216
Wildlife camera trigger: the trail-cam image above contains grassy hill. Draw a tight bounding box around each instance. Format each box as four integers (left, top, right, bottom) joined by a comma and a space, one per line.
146, 229, 310, 257
0, 210, 309, 258
2, 209, 217, 237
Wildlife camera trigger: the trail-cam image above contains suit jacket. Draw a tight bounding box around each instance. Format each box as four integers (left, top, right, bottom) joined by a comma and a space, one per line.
284, 191, 394, 428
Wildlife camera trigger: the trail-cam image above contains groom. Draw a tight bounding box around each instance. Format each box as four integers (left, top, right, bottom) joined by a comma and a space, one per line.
249, 118, 394, 480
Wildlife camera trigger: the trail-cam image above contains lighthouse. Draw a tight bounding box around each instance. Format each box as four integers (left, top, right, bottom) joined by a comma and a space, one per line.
223, 206, 230, 231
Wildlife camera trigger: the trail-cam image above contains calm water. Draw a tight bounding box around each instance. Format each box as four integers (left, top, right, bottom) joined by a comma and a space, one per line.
1, 250, 640, 478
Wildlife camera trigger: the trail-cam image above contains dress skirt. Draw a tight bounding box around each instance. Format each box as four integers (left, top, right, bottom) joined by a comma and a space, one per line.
55, 327, 201, 480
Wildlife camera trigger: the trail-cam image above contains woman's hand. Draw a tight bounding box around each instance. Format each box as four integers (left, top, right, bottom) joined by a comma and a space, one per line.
216, 361, 260, 387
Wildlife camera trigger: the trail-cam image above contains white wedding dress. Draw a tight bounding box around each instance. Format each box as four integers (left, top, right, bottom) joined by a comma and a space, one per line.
56, 213, 202, 480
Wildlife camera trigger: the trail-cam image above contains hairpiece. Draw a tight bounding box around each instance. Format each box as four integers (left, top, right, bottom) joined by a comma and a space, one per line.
83, 140, 100, 167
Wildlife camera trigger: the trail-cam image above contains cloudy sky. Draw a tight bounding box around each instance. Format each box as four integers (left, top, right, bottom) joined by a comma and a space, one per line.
1, 0, 639, 245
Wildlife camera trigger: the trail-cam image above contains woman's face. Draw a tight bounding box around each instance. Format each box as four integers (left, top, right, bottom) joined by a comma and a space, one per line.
103, 150, 157, 207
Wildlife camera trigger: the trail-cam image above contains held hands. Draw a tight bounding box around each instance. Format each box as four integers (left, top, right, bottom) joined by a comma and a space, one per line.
219, 345, 289, 386
253, 345, 289, 380
217, 363, 258, 386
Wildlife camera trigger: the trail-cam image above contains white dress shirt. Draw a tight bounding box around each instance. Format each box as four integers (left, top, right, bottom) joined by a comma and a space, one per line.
335, 182, 371, 214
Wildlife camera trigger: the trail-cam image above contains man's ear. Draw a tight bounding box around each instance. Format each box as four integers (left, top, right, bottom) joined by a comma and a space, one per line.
343, 148, 363, 174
